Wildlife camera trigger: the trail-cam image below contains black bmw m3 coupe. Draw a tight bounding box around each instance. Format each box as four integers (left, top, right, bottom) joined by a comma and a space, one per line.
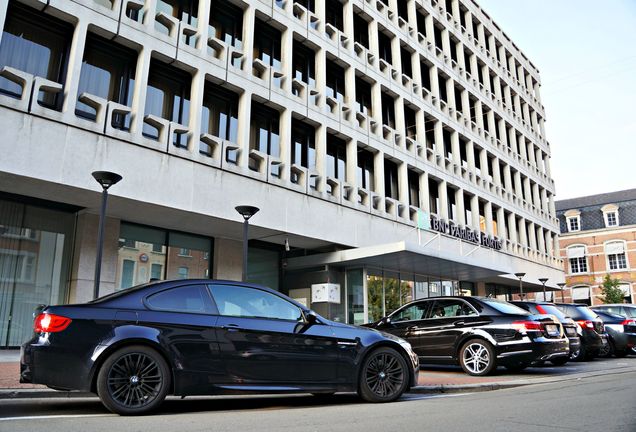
21, 279, 418, 415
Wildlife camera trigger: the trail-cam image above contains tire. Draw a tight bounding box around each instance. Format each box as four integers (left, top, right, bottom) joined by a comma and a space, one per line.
550, 357, 569, 366
97, 345, 171, 415
504, 362, 529, 373
358, 347, 409, 403
459, 339, 497, 376
572, 345, 586, 362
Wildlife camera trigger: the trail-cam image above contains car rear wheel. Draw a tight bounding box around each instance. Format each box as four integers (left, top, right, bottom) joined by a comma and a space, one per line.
97, 345, 171, 415
358, 347, 409, 403
598, 341, 612, 358
459, 339, 496, 376
571, 346, 586, 361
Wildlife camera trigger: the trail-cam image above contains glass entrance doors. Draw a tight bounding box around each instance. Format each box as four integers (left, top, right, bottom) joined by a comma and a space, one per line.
0, 199, 74, 347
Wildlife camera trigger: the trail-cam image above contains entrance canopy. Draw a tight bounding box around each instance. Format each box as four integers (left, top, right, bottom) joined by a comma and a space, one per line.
286, 240, 564, 293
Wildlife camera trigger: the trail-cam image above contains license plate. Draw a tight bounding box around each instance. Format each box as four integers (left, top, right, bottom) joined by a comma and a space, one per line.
545, 324, 559, 336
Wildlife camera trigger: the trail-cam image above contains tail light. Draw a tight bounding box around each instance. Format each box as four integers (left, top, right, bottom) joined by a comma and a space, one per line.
621, 319, 636, 326
34, 313, 72, 333
512, 321, 543, 332
577, 320, 595, 330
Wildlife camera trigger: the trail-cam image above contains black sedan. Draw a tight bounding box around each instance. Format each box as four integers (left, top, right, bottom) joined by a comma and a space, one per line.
366, 296, 569, 376
555, 303, 609, 361
21, 279, 419, 415
510, 301, 581, 365
591, 310, 636, 357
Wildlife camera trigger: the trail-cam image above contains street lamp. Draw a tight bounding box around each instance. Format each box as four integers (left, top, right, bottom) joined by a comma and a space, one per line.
92, 171, 122, 299
514, 272, 526, 300
538, 277, 548, 301
557, 282, 566, 303
235, 205, 260, 282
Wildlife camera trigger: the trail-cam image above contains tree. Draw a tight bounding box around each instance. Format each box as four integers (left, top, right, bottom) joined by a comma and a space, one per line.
598, 274, 625, 304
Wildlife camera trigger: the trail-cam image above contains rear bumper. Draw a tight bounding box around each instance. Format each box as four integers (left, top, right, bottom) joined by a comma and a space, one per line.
611, 332, 636, 351
581, 331, 608, 355
495, 337, 569, 364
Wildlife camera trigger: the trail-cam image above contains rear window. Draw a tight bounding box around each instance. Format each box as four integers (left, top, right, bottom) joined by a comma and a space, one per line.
483, 299, 530, 316
560, 305, 598, 320
536, 305, 567, 320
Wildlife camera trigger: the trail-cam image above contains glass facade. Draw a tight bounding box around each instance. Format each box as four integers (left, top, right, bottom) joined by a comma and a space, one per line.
115, 223, 212, 290
0, 198, 75, 347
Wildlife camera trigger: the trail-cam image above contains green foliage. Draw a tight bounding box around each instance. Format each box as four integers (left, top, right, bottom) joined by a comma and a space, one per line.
599, 274, 625, 304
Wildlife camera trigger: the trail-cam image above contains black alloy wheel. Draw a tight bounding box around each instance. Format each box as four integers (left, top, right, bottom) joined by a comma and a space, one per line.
358, 347, 408, 403
571, 346, 585, 361
598, 341, 612, 358
459, 339, 496, 376
97, 345, 171, 415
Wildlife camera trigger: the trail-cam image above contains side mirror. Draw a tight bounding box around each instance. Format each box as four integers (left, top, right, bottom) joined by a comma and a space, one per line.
379, 316, 391, 326
305, 310, 319, 325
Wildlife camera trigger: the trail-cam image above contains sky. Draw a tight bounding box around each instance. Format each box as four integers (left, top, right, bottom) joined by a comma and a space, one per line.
476, 0, 636, 200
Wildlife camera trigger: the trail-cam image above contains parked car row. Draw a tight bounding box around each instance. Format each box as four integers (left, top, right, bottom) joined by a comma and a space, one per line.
367, 296, 636, 376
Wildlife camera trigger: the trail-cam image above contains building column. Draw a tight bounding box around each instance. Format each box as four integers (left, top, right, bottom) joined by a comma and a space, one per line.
503, 164, 513, 192
451, 131, 461, 166
374, 150, 385, 197
236, 90, 253, 169
496, 207, 506, 240
419, 171, 430, 213
532, 183, 541, 209
129, 48, 153, 136
280, 25, 294, 95
507, 212, 518, 244
61, 21, 89, 118
430, 65, 441, 101
434, 121, 445, 165
241, 3, 256, 74
314, 47, 327, 111
470, 194, 480, 229
398, 161, 409, 206
537, 227, 546, 255
484, 202, 494, 235
187, 69, 206, 153
456, 188, 466, 225
514, 170, 523, 198
466, 140, 476, 172
518, 218, 529, 247
314, 122, 327, 193
507, 127, 518, 154
346, 138, 358, 187
527, 222, 537, 251
438, 180, 449, 220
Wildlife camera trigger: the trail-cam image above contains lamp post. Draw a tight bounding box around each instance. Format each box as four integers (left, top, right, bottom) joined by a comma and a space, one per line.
235, 205, 260, 282
557, 282, 566, 303
538, 278, 549, 302
92, 171, 122, 299
514, 272, 526, 300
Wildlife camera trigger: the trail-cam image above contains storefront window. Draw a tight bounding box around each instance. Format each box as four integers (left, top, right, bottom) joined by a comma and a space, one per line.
0, 198, 75, 347
116, 223, 212, 290
346, 269, 364, 325
247, 245, 280, 291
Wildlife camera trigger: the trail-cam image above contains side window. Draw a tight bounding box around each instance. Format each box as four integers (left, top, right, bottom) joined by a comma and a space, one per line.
391, 303, 428, 322
146, 284, 214, 314
428, 300, 477, 318
210, 284, 303, 321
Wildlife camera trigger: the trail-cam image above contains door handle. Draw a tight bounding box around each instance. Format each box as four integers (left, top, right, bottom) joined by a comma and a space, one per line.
406, 325, 419, 332
454, 321, 465, 327
221, 324, 241, 331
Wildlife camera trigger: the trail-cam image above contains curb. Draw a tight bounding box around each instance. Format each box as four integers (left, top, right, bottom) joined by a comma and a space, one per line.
0, 389, 95, 400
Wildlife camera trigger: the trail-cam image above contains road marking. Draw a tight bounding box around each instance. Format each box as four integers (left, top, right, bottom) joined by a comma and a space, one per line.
0, 414, 114, 421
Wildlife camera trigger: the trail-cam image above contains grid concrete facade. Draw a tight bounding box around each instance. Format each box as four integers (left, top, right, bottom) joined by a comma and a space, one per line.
0, 0, 564, 338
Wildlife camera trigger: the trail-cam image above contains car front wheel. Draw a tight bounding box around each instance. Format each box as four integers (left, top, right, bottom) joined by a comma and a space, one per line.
358, 347, 409, 403
459, 339, 496, 376
97, 345, 171, 415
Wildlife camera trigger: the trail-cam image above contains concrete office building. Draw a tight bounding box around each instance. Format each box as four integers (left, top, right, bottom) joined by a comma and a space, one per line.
0, 0, 563, 347
555, 189, 636, 305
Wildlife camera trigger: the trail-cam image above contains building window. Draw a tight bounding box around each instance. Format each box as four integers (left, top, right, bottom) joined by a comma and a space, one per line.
325, 0, 343, 31
326, 60, 345, 104
400, 47, 412, 78
253, 20, 281, 71
567, 216, 580, 232
249, 101, 280, 174
209, 0, 242, 49
355, 77, 372, 116
76, 33, 137, 129
0, 2, 73, 110
404, 105, 417, 140
326, 134, 346, 183
567, 245, 588, 274
408, 170, 420, 208
292, 41, 315, 88
353, 14, 369, 48
144, 59, 191, 147
384, 159, 399, 200
200, 81, 239, 154
357, 148, 375, 191
150, 263, 163, 280
606, 241, 628, 271
156, 0, 198, 46
602, 205, 620, 228
290, 119, 316, 183
121, 259, 136, 289
378, 31, 392, 64
381, 92, 395, 128
178, 266, 189, 279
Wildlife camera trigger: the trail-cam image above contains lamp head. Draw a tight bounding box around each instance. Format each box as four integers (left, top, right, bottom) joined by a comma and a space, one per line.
557, 283, 566, 288
538, 278, 549, 284
235, 205, 260, 221
92, 171, 123, 190
514, 272, 526, 279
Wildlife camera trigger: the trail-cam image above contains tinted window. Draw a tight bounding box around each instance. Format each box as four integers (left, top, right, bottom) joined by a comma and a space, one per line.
210, 285, 302, 321
482, 299, 530, 316
391, 303, 429, 322
558, 305, 598, 320
146, 285, 213, 313
426, 299, 477, 318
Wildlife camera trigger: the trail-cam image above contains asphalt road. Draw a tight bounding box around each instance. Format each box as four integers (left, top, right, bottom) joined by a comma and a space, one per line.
1, 370, 634, 432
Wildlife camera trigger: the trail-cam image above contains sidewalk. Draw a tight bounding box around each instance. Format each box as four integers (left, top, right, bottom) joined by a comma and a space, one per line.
2, 349, 635, 399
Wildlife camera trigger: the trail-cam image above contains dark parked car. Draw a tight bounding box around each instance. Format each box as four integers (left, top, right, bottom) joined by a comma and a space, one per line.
591, 304, 636, 319
21, 280, 419, 415
591, 310, 636, 357
555, 303, 609, 361
366, 296, 569, 376
510, 301, 581, 365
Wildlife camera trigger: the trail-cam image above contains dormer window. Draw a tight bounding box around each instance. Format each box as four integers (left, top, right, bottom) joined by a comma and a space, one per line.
564, 209, 581, 232
601, 204, 620, 228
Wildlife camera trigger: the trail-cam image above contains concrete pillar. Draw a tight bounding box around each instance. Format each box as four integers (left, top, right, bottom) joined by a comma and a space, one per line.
434, 121, 445, 163
236, 90, 253, 169
485, 202, 494, 235
523, 176, 532, 203
487, 110, 497, 138
346, 138, 358, 186
507, 212, 518, 244
395, 96, 406, 140
470, 194, 479, 229
425, 14, 435, 46
492, 76, 502, 100
430, 65, 441, 101
497, 119, 508, 147
344, 61, 357, 109
241, 4, 256, 74
280, 26, 294, 94
532, 183, 541, 209
129, 48, 153, 136
374, 150, 385, 196
315, 47, 326, 111
188, 69, 206, 153
368, 19, 380, 61
541, 188, 548, 213
398, 161, 409, 205
527, 222, 537, 250
61, 21, 89, 117
451, 131, 461, 166
480, 149, 490, 179
503, 164, 513, 192
518, 218, 528, 247
514, 170, 523, 198
546, 231, 554, 258
315, 122, 327, 192
496, 207, 506, 240
456, 188, 465, 225
439, 180, 449, 220
466, 140, 476, 172
69, 213, 120, 304
507, 127, 518, 154
537, 227, 546, 254
419, 171, 430, 213
213, 238, 243, 281
278, 108, 292, 181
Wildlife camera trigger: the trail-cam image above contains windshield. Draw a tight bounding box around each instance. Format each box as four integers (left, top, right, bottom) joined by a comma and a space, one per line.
483, 299, 530, 316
